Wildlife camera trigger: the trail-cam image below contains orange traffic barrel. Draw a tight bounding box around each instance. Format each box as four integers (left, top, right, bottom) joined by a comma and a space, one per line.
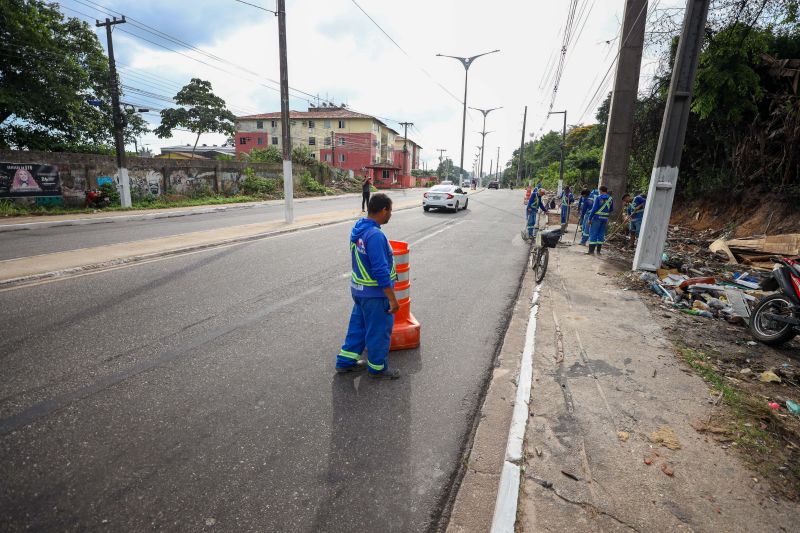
389, 240, 420, 351
524, 186, 532, 204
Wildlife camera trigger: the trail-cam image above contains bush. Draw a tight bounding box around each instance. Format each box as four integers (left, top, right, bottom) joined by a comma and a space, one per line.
99, 182, 120, 205
247, 146, 282, 163
241, 168, 278, 196
292, 145, 315, 165
301, 170, 334, 195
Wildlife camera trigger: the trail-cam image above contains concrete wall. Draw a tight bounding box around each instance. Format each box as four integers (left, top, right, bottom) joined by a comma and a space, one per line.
0, 150, 329, 205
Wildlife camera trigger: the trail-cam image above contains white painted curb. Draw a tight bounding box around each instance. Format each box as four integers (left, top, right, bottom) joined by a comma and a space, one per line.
490, 283, 542, 533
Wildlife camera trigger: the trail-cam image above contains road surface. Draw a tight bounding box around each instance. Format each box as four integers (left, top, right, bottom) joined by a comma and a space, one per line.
0, 189, 527, 532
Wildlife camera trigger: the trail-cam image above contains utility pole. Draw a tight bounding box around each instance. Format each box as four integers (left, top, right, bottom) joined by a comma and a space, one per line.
277, 0, 293, 223
488, 159, 493, 186
548, 110, 567, 195
399, 122, 413, 177
436, 50, 500, 186
96, 16, 131, 208
634, 0, 711, 271
436, 148, 447, 183
516, 106, 527, 187
599, 0, 648, 214
469, 106, 502, 179
496, 146, 500, 183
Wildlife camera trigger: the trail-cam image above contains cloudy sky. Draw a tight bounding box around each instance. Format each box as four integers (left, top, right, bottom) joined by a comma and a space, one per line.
58, 0, 685, 171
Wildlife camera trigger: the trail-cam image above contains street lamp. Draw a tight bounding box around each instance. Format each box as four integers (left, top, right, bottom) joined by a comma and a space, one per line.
437, 50, 500, 185
547, 110, 567, 196
469, 106, 501, 180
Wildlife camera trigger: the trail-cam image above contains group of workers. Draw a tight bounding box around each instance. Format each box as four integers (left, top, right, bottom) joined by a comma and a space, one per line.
525, 183, 647, 255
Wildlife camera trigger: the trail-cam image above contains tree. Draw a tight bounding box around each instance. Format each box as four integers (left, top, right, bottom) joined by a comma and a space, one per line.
247, 146, 282, 163
154, 78, 236, 158
0, 0, 116, 151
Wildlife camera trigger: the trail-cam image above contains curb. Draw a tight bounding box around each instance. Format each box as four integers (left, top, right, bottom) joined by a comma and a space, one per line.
0, 203, 419, 289
490, 284, 542, 533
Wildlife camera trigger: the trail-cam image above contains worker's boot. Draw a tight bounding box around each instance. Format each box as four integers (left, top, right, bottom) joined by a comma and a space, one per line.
596, 244, 603, 255
585, 245, 595, 255
369, 368, 400, 380
336, 360, 366, 374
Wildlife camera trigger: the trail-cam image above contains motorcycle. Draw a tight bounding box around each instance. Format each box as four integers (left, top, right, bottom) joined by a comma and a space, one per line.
749, 256, 800, 346
85, 189, 111, 209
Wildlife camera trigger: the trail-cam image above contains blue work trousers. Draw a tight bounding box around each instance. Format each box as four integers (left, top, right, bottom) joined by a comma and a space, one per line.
526, 210, 539, 238
589, 217, 609, 245
560, 205, 570, 225
337, 296, 394, 373
580, 213, 591, 243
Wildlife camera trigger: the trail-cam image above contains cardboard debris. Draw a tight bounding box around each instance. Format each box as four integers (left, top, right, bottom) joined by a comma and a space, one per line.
727, 234, 800, 256
709, 239, 738, 264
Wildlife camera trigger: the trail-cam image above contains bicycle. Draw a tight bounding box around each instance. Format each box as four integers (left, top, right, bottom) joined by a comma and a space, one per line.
527, 217, 561, 283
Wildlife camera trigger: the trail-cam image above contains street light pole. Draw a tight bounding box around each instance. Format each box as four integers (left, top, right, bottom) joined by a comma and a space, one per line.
437, 50, 500, 185
469, 106, 502, 180
548, 110, 567, 195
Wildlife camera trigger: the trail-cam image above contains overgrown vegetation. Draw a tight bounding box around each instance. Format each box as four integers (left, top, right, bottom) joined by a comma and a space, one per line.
240, 167, 280, 197
300, 170, 334, 195
503, 2, 800, 202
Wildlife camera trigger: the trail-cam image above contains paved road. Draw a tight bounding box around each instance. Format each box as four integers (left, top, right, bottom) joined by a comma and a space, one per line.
0, 189, 423, 261
0, 190, 527, 532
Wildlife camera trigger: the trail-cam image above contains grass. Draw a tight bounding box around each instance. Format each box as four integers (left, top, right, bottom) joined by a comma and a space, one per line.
679, 347, 800, 495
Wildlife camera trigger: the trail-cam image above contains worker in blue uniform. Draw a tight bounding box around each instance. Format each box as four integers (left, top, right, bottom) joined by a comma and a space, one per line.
586, 185, 613, 255
629, 193, 646, 241
336, 193, 400, 379
526, 188, 548, 240
559, 186, 575, 229
580, 188, 599, 245
576, 189, 590, 239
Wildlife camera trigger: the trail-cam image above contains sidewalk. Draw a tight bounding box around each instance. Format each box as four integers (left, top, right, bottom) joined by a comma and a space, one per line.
517, 233, 799, 531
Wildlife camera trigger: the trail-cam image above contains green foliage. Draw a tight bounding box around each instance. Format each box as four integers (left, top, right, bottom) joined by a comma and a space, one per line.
154, 78, 236, 156
291, 145, 315, 165
99, 182, 120, 205
240, 167, 279, 196
215, 154, 235, 161
248, 146, 282, 163
300, 170, 334, 195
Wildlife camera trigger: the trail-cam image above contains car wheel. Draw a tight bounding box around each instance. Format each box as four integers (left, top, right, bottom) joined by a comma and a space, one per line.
423, 206, 430, 212
463, 199, 469, 210
453, 201, 459, 212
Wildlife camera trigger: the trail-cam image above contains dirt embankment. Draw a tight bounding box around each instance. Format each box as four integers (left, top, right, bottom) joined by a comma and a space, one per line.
671, 194, 800, 238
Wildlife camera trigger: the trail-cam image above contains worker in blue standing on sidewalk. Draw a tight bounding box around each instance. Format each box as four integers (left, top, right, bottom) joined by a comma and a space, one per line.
629, 192, 646, 245
336, 193, 401, 379
559, 185, 574, 227
586, 185, 613, 255
526, 187, 548, 241
580, 187, 599, 245
576, 189, 590, 241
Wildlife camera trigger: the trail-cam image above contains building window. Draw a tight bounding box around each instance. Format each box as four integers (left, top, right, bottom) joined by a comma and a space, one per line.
271, 120, 277, 128
257, 137, 264, 145
338, 137, 346, 146
290, 120, 296, 126
239, 137, 247, 145
308, 120, 315, 129
325, 154, 332, 162
272, 136, 278, 145
256, 120, 263, 129
324, 119, 331, 128
338, 120, 346, 129
324, 136, 331, 146
382, 170, 390, 179
339, 154, 346, 163
310, 153, 316, 159
308, 137, 316, 146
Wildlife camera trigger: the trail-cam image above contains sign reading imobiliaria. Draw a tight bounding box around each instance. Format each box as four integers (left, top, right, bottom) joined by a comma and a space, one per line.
0, 163, 62, 198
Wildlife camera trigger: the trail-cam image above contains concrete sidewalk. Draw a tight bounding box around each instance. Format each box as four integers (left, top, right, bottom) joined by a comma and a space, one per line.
517, 234, 799, 532
0, 199, 419, 287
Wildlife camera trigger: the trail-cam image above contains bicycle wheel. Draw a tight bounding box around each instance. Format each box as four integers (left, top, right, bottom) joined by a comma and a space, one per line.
532, 247, 549, 283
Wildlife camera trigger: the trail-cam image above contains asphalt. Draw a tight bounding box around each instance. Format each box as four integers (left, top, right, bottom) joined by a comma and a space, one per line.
0, 189, 528, 532
0, 189, 423, 261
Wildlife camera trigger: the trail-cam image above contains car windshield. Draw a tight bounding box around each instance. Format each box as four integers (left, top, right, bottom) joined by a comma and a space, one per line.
430, 186, 453, 192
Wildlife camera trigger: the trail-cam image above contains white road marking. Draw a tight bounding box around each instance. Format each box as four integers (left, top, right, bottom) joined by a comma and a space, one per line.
408, 220, 465, 247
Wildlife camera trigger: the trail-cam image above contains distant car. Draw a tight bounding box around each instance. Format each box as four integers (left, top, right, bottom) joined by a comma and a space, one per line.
488, 181, 499, 189
462, 180, 471, 188
440, 180, 454, 185
423, 185, 468, 212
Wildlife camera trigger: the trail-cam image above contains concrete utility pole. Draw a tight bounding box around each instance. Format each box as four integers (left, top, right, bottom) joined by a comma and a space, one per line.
96, 16, 131, 208
634, 0, 711, 271
599, 0, 648, 212
436, 50, 500, 185
469, 106, 502, 180
548, 110, 567, 196
277, 0, 293, 223
399, 122, 413, 177
516, 106, 527, 187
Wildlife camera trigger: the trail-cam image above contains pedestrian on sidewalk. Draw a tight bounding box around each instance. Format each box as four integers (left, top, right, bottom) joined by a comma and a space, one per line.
525, 188, 548, 241
586, 185, 613, 255
580, 187, 599, 246
336, 193, 401, 379
361, 175, 373, 212
576, 189, 590, 242
628, 192, 646, 247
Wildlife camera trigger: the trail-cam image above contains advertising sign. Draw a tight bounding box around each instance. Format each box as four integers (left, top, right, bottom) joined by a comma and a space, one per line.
0, 163, 62, 198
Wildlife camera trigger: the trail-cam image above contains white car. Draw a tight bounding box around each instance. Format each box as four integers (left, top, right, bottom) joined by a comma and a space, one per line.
423, 185, 468, 212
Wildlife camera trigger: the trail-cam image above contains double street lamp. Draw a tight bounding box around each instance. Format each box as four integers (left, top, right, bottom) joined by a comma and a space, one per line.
436, 50, 500, 184
470, 106, 502, 181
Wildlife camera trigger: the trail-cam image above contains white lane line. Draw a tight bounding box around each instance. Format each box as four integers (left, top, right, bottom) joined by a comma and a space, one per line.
490, 282, 542, 533
408, 220, 465, 247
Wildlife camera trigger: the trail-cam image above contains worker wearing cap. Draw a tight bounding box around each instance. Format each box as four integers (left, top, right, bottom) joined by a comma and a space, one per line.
336, 193, 400, 379
559, 186, 575, 230
629, 192, 646, 240
586, 185, 613, 255
526, 188, 549, 240
580, 187, 599, 245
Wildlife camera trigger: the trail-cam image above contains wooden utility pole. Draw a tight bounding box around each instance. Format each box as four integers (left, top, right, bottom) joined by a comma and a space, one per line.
634, 0, 711, 271
399, 122, 413, 176
277, 0, 293, 223
96, 16, 131, 208
516, 106, 527, 187
599, 0, 648, 214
